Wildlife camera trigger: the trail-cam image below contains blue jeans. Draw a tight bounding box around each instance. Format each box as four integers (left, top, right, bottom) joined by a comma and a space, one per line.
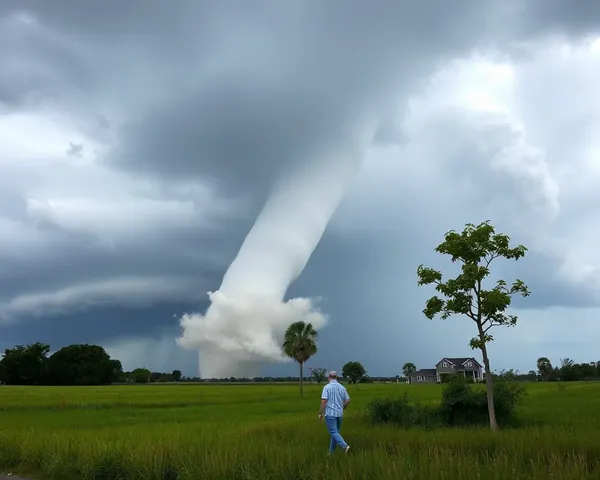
325, 415, 347, 453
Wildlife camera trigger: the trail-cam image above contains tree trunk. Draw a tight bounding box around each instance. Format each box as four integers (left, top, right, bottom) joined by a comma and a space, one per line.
299, 362, 304, 398
478, 323, 498, 431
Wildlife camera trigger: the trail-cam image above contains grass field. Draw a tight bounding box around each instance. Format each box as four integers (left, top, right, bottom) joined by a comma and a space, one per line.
1, 382, 599, 480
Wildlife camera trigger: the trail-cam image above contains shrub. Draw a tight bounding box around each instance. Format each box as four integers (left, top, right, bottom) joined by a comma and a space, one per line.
367, 377, 526, 429
492, 377, 527, 421
365, 393, 441, 429
439, 375, 487, 425
439, 373, 474, 383
439, 375, 526, 426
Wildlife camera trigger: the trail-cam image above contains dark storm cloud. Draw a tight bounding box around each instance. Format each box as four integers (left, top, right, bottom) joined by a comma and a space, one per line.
0, 211, 250, 306
0, 302, 199, 349
109, 0, 600, 198
3, 1, 503, 194
105, 1, 498, 194
521, 0, 600, 37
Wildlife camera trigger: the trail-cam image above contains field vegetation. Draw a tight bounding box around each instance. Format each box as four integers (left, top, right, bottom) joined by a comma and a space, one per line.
1, 381, 599, 479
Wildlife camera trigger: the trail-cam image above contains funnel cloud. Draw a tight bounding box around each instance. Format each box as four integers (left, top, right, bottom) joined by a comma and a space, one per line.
177, 125, 374, 378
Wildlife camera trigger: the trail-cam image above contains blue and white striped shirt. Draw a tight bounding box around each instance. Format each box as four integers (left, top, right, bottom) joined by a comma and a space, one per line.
321, 380, 350, 417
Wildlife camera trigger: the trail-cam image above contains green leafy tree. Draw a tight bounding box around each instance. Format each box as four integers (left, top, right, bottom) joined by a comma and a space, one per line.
0, 342, 50, 385
282, 321, 318, 397
536, 357, 552, 381
310, 367, 327, 384
402, 362, 417, 384
46, 344, 122, 385
172, 369, 182, 382
559, 358, 576, 381
578, 362, 596, 379
342, 361, 367, 384
416, 221, 530, 432
132, 368, 152, 383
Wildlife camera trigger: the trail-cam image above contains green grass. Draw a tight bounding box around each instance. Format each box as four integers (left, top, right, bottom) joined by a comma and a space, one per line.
1, 382, 599, 479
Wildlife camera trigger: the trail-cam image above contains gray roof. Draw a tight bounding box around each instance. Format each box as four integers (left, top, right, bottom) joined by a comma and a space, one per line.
413, 369, 436, 376
438, 357, 482, 367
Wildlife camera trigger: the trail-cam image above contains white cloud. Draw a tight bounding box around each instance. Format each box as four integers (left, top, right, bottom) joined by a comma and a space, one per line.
343, 36, 599, 288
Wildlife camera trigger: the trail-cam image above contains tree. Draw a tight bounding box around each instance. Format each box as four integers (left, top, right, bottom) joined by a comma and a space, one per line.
342, 361, 367, 384
46, 344, 122, 385
402, 362, 417, 384
0, 342, 50, 385
416, 221, 530, 431
282, 321, 318, 397
132, 368, 152, 383
310, 367, 327, 384
172, 370, 182, 382
560, 357, 574, 380
537, 357, 553, 381
578, 362, 596, 380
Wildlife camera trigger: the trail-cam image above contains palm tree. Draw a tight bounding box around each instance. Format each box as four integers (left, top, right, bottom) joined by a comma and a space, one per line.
403, 362, 416, 384
283, 321, 318, 397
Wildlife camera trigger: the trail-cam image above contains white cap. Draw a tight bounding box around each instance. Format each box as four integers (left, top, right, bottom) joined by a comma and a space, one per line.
329, 370, 337, 377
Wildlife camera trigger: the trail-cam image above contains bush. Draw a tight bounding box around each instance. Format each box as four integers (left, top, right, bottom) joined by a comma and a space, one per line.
366, 377, 526, 429
492, 377, 527, 421
440, 373, 474, 384
365, 393, 441, 429
439, 375, 526, 426
439, 376, 487, 425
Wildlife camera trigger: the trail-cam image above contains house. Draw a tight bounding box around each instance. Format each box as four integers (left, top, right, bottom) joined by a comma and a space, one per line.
411, 357, 484, 383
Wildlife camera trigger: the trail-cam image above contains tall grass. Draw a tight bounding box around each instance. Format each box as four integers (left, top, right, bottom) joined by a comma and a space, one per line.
1, 382, 599, 479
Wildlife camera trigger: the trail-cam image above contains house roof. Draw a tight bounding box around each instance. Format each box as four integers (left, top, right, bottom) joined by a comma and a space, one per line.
413, 369, 436, 376
436, 357, 482, 368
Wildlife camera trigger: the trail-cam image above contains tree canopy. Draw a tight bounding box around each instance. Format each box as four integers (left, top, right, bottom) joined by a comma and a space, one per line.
0, 342, 122, 386
536, 357, 553, 381
402, 362, 416, 384
46, 344, 122, 386
342, 361, 367, 384
310, 367, 328, 384
0, 342, 50, 385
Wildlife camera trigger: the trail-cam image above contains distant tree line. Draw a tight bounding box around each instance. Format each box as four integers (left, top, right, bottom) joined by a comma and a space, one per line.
7, 342, 594, 387
492, 358, 600, 382
535, 357, 600, 382
124, 368, 183, 383
0, 342, 123, 386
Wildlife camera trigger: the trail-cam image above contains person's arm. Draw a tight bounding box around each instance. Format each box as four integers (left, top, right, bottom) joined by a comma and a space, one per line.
318, 387, 328, 420
343, 389, 350, 410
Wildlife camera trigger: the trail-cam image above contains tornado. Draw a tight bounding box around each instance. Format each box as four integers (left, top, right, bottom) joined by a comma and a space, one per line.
177, 122, 374, 378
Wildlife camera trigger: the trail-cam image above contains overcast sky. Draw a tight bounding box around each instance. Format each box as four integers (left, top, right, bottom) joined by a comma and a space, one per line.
1, 1, 600, 377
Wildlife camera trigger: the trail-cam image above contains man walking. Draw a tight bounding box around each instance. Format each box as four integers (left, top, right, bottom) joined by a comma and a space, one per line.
318, 370, 351, 454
